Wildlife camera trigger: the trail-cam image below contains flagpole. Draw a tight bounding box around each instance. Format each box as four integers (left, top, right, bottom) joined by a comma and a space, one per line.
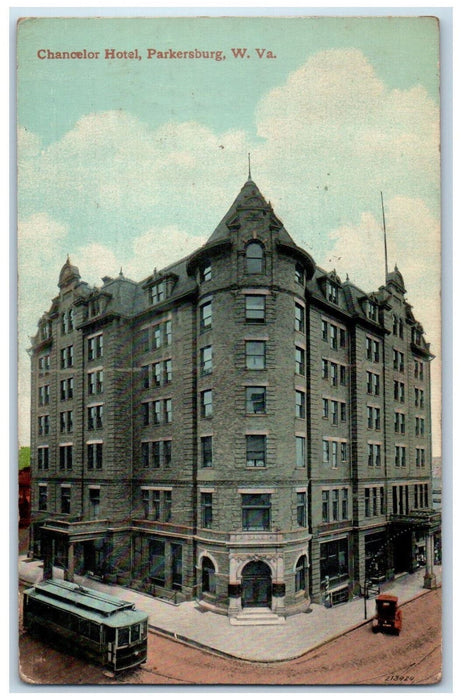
381, 191, 389, 283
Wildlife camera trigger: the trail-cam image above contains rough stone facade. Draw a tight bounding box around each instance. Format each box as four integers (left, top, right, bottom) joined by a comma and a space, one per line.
29, 178, 438, 618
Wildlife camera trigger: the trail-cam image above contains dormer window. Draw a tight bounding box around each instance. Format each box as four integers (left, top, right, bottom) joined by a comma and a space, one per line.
149, 280, 166, 305
412, 327, 422, 346
40, 320, 52, 341
245, 241, 265, 274
89, 298, 100, 318
327, 281, 338, 304
367, 301, 378, 322
200, 263, 212, 283
295, 263, 305, 286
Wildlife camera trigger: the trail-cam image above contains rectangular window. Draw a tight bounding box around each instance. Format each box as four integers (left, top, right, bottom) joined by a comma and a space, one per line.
296, 436, 305, 468
322, 319, 328, 341
200, 301, 212, 331
38, 415, 50, 436
163, 440, 172, 468
322, 491, 329, 522
142, 402, 151, 426
330, 324, 338, 350
164, 398, 172, 424
341, 488, 348, 520
322, 358, 329, 379
88, 404, 103, 430
365, 488, 370, 517
164, 358, 172, 384
37, 446, 49, 470
60, 377, 74, 401
153, 441, 161, 469
242, 493, 271, 531
327, 281, 338, 304
201, 492, 213, 529
201, 390, 213, 418
295, 346, 305, 375
201, 436, 213, 468
394, 412, 406, 434
295, 263, 305, 285
332, 441, 339, 467
341, 442, 348, 462
153, 491, 161, 520
245, 295, 266, 323
38, 485, 47, 511
322, 397, 329, 419
60, 345, 74, 369
200, 346, 213, 375
149, 280, 166, 304
59, 444, 73, 470
153, 400, 161, 425
38, 385, 50, 406
88, 370, 103, 395
332, 489, 339, 521
38, 354, 50, 373
372, 487, 378, 516
395, 446, 406, 467
331, 400, 338, 425
87, 443, 103, 470
246, 435, 266, 467
340, 365, 347, 386
246, 340, 266, 370
163, 491, 172, 522
297, 491, 307, 527
88, 334, 103, 361
60, 487, 71, 514
89, 488, 100, 518
295, 303, 305, 333
246, 386, 266, 414
295, 390, 306, 419
331, 362, 338, 386
367, 372, 380, 395
322, 440, 329, 463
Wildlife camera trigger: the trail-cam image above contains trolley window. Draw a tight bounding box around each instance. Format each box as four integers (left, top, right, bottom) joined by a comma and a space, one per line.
117, 626, 130, 647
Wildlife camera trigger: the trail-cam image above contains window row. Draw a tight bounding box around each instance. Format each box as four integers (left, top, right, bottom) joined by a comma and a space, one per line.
392, 482, 429, 515
364, 486, 385, 518
140, 321, 172, 352
38, 484, 101, 517
142, 398, 172, 426
141, 360, 172, 388
141, 440, 172, 469
321, 488, 349, 523
322, 319, 347, 350
141, 489, 172, 522
197, 435, 306, 470
37, 443, 104, 470
322, 439, 349, 467
322, 398, 347, 424
322, 359, 348, 386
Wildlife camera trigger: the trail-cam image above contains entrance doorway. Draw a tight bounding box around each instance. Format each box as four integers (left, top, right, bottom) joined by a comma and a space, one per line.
241, 560, 272, 608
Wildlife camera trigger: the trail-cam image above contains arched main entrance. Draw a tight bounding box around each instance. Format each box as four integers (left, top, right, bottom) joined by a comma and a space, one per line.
241, 560, 272, 608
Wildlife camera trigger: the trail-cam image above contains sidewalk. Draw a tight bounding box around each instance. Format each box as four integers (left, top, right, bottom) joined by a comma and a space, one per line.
18, 556, 442, 662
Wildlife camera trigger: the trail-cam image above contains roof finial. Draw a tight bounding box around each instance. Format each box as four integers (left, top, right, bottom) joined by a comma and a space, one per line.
119, 267, 123, 277
248, 152, 252, 180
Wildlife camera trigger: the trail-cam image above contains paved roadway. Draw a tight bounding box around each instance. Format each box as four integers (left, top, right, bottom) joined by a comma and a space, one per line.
17, 585, 442, 687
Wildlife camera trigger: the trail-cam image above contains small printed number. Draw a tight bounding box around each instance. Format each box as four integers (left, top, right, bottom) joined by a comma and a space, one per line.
385, 675, 414, 682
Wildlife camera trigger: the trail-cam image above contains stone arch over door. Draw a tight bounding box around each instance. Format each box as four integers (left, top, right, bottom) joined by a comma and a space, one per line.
241, 560, 272, 608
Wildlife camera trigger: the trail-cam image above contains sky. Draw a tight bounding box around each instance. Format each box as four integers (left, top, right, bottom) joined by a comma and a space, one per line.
16, 15, 441, 451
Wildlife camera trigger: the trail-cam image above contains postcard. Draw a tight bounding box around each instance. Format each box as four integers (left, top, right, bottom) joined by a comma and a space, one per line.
17, 14, 442, 686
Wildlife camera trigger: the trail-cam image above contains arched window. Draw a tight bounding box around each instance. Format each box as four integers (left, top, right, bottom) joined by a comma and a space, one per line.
295, 555, 307, 593
201, 556, 216, 594
246, 242, 265, 274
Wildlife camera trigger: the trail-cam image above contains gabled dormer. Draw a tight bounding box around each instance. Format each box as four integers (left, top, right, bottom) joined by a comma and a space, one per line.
142, 269, 179, 307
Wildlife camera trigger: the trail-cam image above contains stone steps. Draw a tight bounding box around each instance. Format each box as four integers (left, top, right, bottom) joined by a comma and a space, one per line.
229, 607, 286, 626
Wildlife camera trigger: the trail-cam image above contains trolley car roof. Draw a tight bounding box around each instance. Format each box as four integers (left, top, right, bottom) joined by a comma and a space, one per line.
24, 580, 148, 627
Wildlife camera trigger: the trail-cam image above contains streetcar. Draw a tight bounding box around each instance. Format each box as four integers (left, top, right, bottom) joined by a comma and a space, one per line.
23, 579, 149, 672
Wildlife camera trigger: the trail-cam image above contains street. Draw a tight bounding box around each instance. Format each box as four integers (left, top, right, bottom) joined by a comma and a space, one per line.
18, 585, 442, 686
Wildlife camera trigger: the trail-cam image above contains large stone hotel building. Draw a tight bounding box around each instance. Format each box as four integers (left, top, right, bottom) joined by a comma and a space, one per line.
28, 177, 440, 621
